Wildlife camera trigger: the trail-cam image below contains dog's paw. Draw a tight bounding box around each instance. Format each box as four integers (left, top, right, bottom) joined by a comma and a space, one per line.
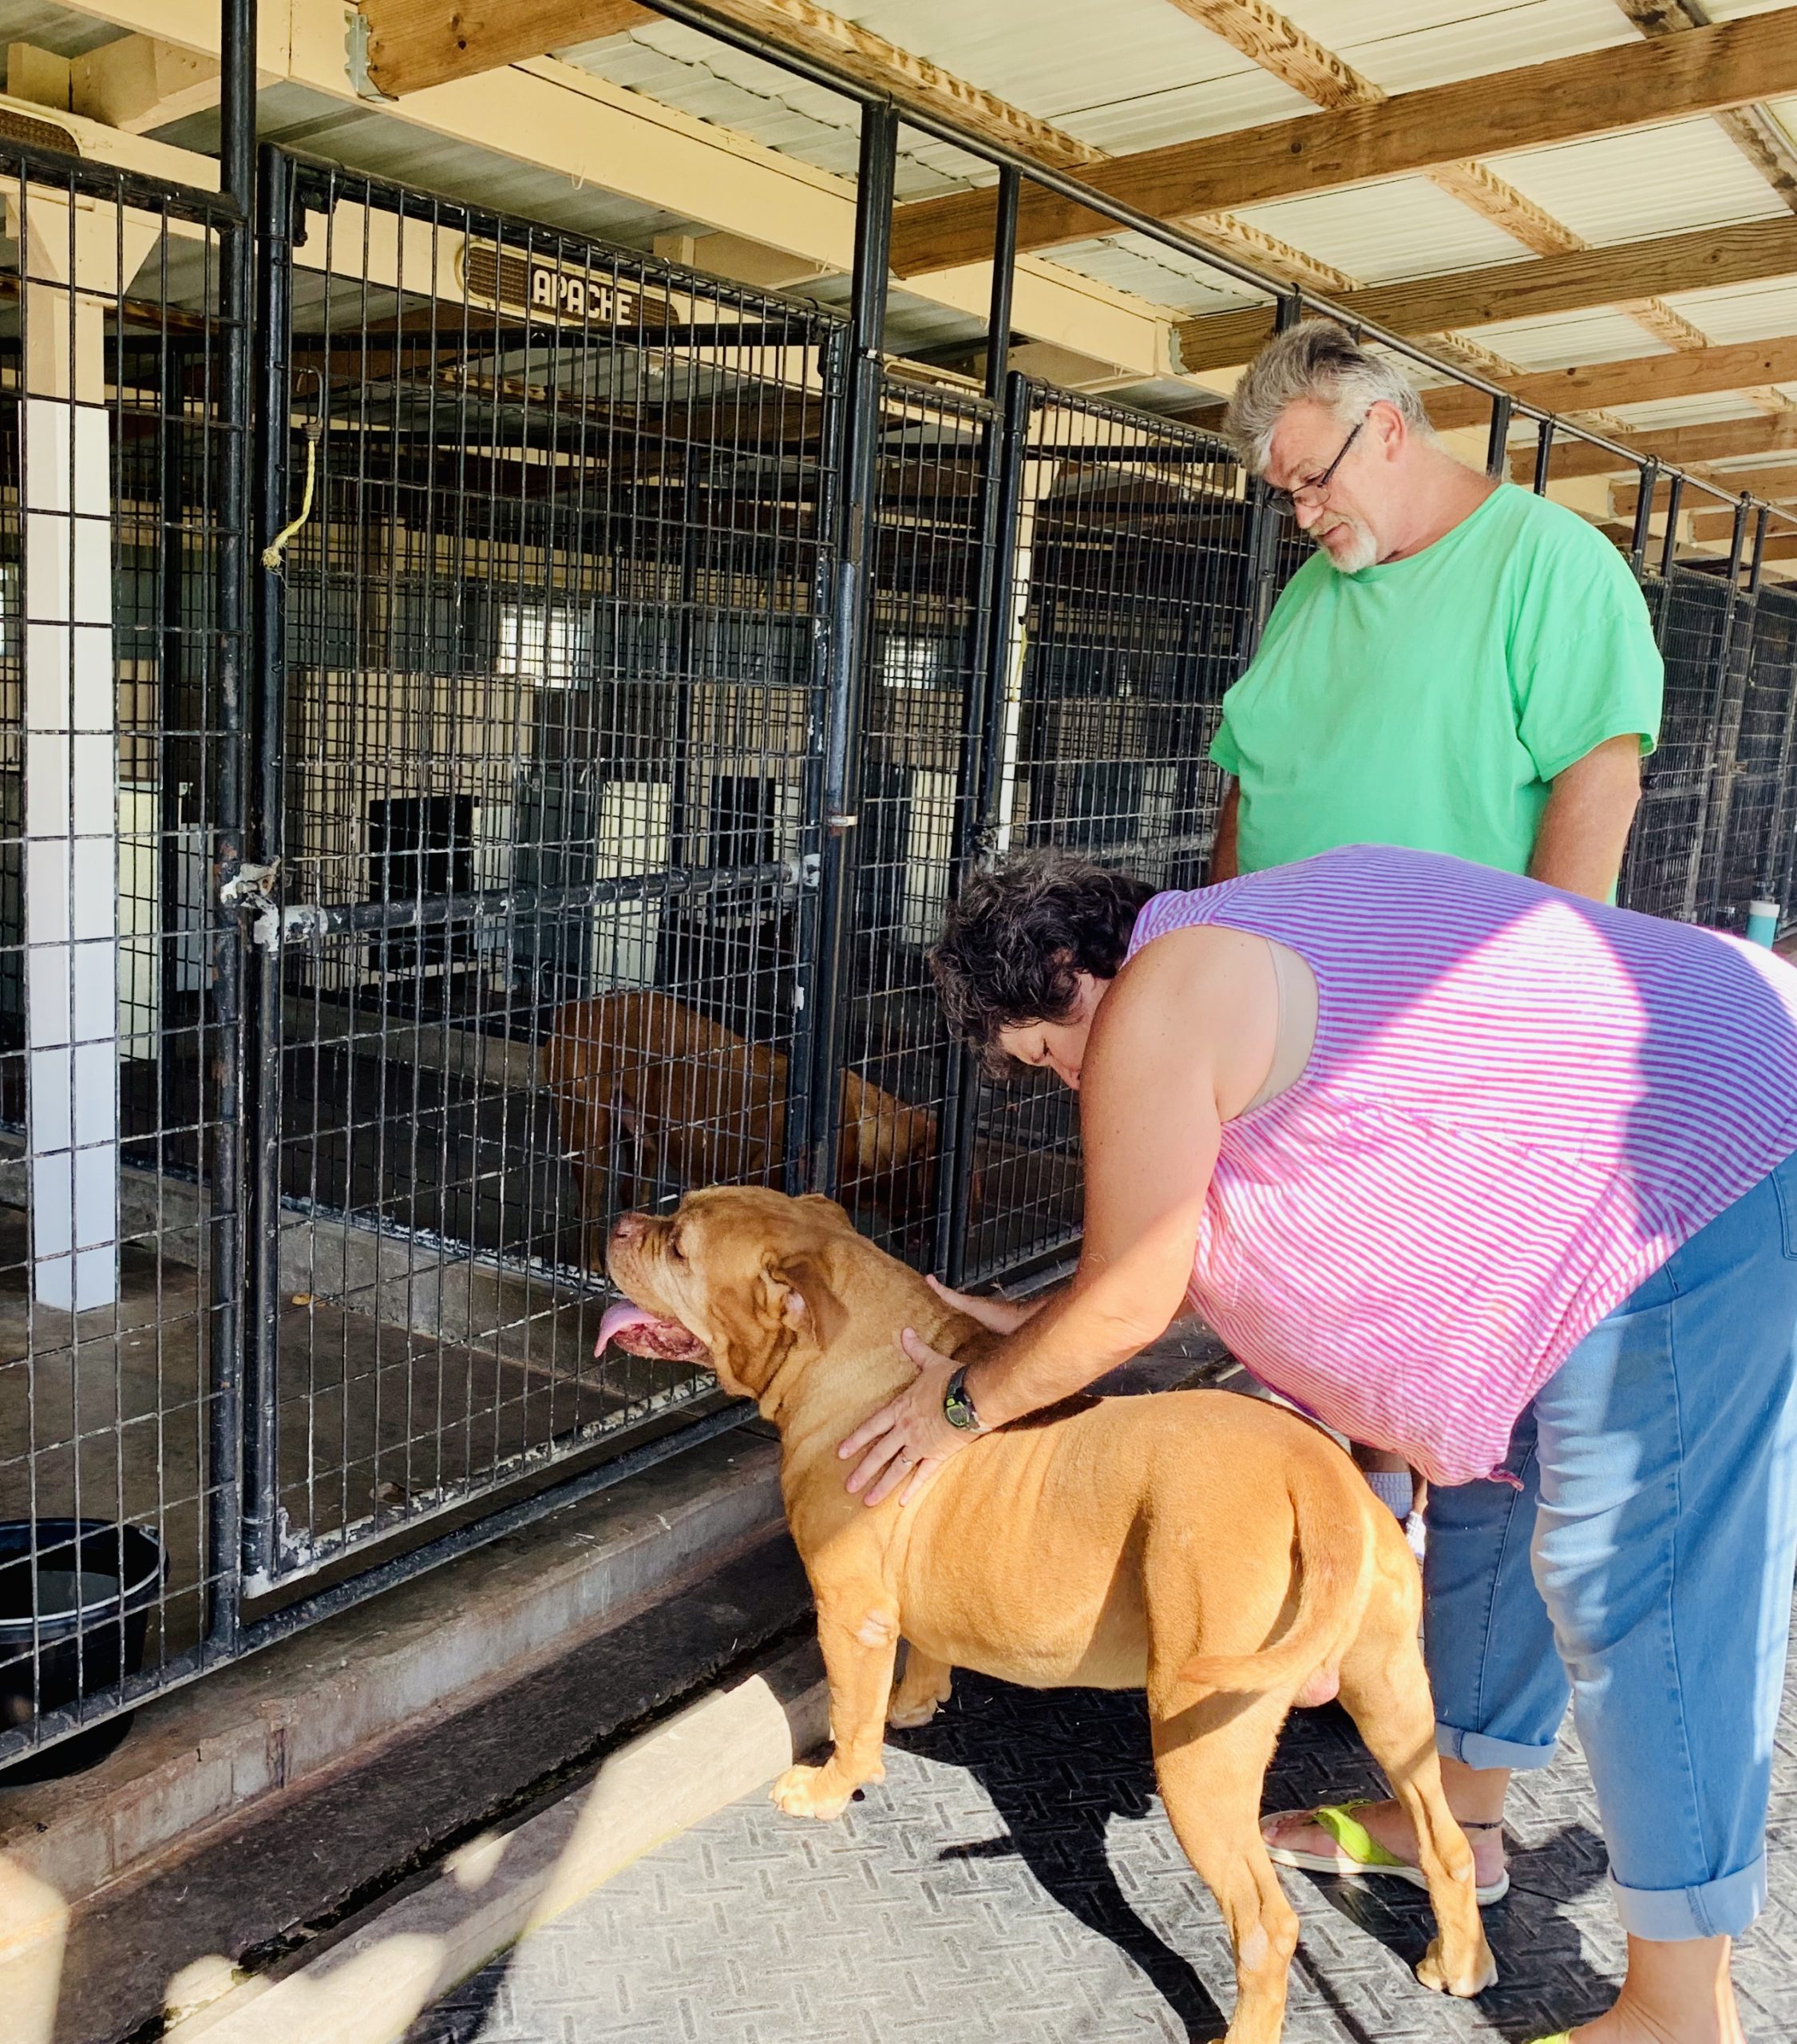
1415, 1937, 1498, 1998
887, 1660, 953, 1729
770, 1764, 853, 1820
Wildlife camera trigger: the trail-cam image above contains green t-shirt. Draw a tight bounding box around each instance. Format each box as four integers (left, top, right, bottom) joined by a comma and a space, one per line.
1209, 484, 1664, 877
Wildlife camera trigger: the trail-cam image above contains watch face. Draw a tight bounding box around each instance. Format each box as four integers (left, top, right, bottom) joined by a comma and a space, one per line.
943, 1372, 980, 1432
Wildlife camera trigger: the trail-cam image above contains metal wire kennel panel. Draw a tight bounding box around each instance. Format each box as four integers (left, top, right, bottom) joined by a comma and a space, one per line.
1713, 580, 1797, 935
1620, 561, 1740, 925
837, 374, 991, 1268
0, 148, 245, 1766
954, 380, 1263, 1288
254, 154, 844, 1586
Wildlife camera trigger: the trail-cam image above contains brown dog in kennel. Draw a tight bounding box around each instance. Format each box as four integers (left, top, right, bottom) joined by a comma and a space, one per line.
543, 991, 943, 1261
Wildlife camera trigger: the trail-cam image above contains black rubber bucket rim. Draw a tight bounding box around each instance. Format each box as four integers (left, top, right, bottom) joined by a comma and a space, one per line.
0, 1519, 166, 1642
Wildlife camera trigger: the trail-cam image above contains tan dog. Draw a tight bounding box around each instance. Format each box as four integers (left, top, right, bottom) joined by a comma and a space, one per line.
600, 1186, 1496, 2044
544, 992, 941, 1250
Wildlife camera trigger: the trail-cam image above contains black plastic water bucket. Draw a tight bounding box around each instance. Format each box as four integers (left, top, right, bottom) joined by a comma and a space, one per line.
0, 1519, 164, 1785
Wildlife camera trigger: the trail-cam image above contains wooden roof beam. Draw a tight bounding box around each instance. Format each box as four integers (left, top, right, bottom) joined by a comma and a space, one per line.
1425, 337, 1797, 430
1175, 217, 1797, 371
1508, 414, 1797, 482
1611, 0, 1797, 214
1691, 501, 1797, 540
70, 35, 222, 133
887, 7, 1797, 275
357, 0, 1106, 170
1615, 461, 1797, 514
6, 34, 226, 133
362, 0, 650, 96
1164, 2, 1740, 370
63, 0, 1188, 384
1158, 2, 1583, 252
354, 0, 1330, 341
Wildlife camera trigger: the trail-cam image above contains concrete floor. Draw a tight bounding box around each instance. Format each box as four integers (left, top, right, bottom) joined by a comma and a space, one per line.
414, 1656, 1797, 2044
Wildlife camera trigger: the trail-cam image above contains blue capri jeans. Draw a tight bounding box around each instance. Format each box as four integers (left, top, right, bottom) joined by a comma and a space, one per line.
1425, 1148, 1797, 1940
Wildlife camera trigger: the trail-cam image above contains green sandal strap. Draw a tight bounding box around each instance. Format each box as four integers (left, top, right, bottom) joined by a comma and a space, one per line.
1523, 2035, 1573, 2043
1311, 1800, 1411, 1872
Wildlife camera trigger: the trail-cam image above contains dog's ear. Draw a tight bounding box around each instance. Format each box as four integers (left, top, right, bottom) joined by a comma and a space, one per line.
706, 1245, 845, 1400
766, 1248, 848, 1358
795, 1193, 851, 1229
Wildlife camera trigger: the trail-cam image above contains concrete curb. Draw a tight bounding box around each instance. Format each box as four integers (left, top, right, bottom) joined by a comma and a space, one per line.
1, 1427, 782, 1925
166, 1639, 829, 2044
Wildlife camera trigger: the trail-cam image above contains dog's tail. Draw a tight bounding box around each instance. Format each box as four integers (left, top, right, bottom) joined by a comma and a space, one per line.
1176, 1472, 1375, 1697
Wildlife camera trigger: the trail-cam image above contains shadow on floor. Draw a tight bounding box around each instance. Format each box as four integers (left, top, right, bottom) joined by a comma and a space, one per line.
900, 1675, 1227, 2042
895, 1674, 1626, 2044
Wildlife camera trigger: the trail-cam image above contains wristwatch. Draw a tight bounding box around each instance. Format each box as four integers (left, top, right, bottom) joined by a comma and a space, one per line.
941, 1365, 985, 1434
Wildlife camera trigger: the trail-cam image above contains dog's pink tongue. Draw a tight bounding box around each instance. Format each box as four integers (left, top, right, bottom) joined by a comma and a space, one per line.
596, 1299, 710, 1363
598, 1301, 655, 1356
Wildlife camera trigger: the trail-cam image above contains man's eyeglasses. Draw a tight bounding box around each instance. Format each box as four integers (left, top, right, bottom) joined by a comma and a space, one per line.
1265, 417, 1365, 516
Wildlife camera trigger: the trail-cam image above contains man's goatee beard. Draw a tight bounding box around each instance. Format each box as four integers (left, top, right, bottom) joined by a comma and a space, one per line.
1319, 519, 1378, 574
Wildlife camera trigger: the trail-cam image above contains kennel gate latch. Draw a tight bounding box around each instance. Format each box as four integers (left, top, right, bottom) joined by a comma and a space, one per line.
220, 861, 283, 952
219, 861, 338, 953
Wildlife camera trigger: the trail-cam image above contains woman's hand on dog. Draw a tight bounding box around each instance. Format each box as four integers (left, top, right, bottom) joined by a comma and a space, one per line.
840, 1281, 1050, 1505
924, 1274, 1045, 1336
838, 1328, 968, 1507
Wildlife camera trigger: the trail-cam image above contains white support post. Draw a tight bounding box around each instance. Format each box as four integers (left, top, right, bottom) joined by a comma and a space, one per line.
992, 459, 1058, 858
18, 193, 159, 1310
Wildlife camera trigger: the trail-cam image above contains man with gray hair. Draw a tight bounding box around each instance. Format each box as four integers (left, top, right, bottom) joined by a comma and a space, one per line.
1209, 319, 1662, 899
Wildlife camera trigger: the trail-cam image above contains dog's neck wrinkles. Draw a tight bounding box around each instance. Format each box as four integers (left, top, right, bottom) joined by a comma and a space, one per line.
770, 1301, 978, 1470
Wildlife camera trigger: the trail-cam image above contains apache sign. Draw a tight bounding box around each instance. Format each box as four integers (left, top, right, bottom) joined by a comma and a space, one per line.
458, 239, 673, 331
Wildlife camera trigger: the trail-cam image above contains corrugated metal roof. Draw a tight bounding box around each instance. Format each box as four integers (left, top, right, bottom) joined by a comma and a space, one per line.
1055, 66, 1317, 156
543, 0, 1797, 411
1233, 177, 1535, 282
164, 84, 692, 255
556, 0, 1666, 176
560, 21, 988, 197
1470, 307, 1684, 368
1697, 0, 1797, 21
1604, 391, 1793, 431
1049, 235, 1260, 317
1663, 278, 1797, 343
720, 0, 1313, 149
0, 0, 119, 57
1484, 117, 1790, 244
557, 2, 1308, 170
1292, 0, 1638, 93
0, 0, 1777, 438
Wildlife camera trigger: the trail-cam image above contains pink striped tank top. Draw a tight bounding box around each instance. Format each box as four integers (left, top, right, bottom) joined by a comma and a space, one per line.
1126, 845, 1797, 1486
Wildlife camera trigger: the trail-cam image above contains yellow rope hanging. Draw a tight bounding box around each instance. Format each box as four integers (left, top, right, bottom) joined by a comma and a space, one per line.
261, 424, 319, 572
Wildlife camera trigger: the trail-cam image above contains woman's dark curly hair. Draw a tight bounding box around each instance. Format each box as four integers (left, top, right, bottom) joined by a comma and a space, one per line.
929, 850, 1158, 1077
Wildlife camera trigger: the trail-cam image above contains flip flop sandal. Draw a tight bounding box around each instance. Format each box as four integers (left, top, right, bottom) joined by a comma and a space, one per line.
1523, 2035, 1573, 2043
1261, 1799, 1511, 1905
